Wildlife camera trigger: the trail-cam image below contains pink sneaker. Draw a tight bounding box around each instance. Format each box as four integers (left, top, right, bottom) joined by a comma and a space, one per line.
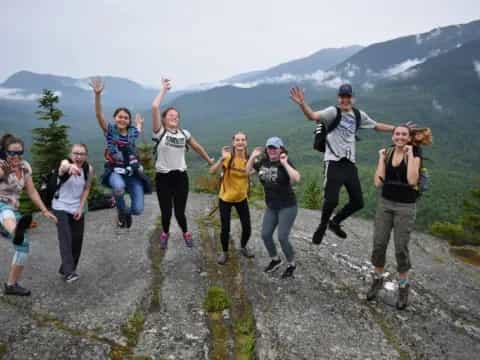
159, 232, 169, 249
183, 231, 193, 248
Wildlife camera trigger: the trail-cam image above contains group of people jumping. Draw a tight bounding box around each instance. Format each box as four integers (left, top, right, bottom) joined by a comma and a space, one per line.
0, 79, 431, 310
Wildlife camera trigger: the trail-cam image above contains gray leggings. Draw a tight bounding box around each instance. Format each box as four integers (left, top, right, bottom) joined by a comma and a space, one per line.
261, 205, 297, 263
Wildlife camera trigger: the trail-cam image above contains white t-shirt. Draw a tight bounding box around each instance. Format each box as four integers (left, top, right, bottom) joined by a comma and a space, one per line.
153, 128, 192, 173
52, 168, 88, 214
314, 106, 377, 163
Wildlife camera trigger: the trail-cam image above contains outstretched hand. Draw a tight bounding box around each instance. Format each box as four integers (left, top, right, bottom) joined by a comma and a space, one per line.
221, 146, 231, 159
251, 146, 264, 159
135, 113, 144, 128
161, 78, 172, 92
89, 77, 104, 94
289, 86, 305, 105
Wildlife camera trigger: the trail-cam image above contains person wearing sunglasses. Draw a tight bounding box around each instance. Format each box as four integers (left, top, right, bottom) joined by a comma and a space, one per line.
290, 84, 398, 245
246, 137, 301, 278
0, 134, 57, 296
52, 144, 94, 283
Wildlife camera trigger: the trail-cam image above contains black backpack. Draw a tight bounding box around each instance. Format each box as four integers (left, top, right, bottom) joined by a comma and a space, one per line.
152, 128, 190, 162
40, 159, 90, 209
313, 106, 362, 153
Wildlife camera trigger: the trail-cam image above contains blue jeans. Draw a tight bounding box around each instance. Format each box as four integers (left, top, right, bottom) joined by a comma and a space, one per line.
261, 205, 297, 263
108, 173, 144, 215
0, 202, 30, 266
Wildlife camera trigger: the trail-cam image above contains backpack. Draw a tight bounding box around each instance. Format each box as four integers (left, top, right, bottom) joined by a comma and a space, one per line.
313, 106, 361, 154
40, 159, 90, 209
384, 146, 429, 196
152, 128, 190, 162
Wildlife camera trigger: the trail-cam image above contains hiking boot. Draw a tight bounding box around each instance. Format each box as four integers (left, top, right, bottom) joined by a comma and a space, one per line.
65, 273, 80, 283
366, 275, 384, 301
312, 224, 327, 245
328, 220, 347, 239
159, 232, 169, 250
13, 214, 33, 246
217, 252, 228, 265
281, 264, 296, 279
396, 283, 410, 310
240, 247, 255, 258
4, 283, 31, 296
183, 231, 193, 248
264, 258, 282, 273
125, 212, 133, 228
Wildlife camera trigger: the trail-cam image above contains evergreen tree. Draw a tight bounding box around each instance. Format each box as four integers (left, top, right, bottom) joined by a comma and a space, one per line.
137, 141, 156, 186
31, 89, 70, 183
301, 176, 322, 210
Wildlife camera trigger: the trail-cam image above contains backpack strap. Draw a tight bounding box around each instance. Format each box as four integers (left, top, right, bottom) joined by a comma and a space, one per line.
327, 107, 343, 133
152, 128, 167, 162
352, 107, 362, 132
179, 128, 190, 152
384, 146, 395, 167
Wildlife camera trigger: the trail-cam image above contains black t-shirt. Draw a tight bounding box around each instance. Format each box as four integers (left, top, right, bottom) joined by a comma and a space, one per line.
253, 157, 297, 209
382, 147, 421, 203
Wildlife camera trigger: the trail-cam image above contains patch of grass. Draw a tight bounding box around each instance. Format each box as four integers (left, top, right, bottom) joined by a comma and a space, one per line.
434, 255, 445, 264
0, 341, 7, 359
204, 286, 231, 313
234, 316, 256, 359
121, 310, 146, 348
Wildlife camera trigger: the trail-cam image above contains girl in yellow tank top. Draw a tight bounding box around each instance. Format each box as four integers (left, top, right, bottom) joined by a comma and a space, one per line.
209, 132, 253, 265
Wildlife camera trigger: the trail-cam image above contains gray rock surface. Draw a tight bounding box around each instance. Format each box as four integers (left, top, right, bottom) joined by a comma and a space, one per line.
1, 193, 479, 359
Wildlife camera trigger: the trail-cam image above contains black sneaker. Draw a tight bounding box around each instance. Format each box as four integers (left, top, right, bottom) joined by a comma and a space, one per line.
396, 283, 410, 310
366, 276, 384, 301
312, 224, 327, 245
125, 212, 132, 228
4, 283, 31, 296
264, 259, 282, 273
328, 220, 347, 239
13, 214, 33, 246
281, 264, 296, 278
65, 273, 80, 283
117, 213, 127, 228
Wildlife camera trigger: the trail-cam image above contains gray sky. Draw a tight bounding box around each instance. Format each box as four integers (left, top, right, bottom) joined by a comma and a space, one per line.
2, 0, 479, 89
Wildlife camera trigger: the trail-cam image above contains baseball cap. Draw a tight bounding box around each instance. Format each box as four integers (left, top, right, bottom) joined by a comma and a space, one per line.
265, 137, 284, 148
338, 84, 353, 97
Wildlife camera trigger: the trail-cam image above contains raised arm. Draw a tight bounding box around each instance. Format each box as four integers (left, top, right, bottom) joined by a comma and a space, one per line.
89, 77, 108, 133
135, 113, 144, 133
188, 137, 214, 166
209, 146, 230, 174
289, 86, 321, 121
405, 145, 420, 186
374, 149, 387, 188
279, 154, 301, 183
152, 78, 171, 133
246, 147, 263, 174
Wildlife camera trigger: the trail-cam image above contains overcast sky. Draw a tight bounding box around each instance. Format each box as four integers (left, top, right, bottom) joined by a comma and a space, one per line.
2, 0, 479, 89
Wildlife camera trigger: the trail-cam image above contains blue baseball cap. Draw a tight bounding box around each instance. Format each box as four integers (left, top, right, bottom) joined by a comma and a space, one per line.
265, 137, 284, 148
338, 83, 354, 97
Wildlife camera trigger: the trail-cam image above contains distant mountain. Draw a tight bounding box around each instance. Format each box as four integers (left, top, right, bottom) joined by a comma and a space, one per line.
328, 19, 480, 86
221, 46, 363, 85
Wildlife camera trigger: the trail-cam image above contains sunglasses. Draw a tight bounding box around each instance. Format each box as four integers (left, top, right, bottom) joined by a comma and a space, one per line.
72, 152, 87, 157
267, 145, 280, 150
6, 150, 24, 157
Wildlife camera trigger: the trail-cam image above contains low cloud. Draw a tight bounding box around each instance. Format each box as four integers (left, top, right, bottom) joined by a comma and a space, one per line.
0, 87, 63, 101
432, 98, 443, 112
474, 60, 480, 79
382, 58, 425, 77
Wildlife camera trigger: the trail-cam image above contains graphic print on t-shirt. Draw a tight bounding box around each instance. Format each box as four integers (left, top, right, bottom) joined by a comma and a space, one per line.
336, 114, 356, 141
165, 134, 186, 148
258, 166, 279, 183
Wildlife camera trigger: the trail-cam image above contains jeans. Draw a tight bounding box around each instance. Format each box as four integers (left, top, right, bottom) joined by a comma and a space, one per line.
219, 198, 251, 252
0, 202, 30, 266
261, 205, 297, 263
54, 210, 85, 276
108, 172, 144, 215
371, 197, 416, 273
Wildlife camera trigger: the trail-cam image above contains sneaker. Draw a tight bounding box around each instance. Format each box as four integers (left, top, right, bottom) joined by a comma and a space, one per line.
159, 232, 169, 250
65, 273, 80, 283
312, 224, 327, 245
217, 252, 228, 265
4, 282, 31, 296
396, 283, 410, 310
328, 220, 347, 239
240, 247, 255, 258
281, 264, 296, 278
13, 214, 33, 246
183, 232, 193, 248
117, 213, 127, 228
264, 258, 282, 273
366, 275, 384, 301
125, 212, 133, 228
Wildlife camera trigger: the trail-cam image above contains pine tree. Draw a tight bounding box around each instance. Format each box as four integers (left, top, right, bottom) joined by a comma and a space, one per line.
301, 176, 322, 210
461, 186, 480, 242
31, 89, 70, 183
137, 141, 156, 186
